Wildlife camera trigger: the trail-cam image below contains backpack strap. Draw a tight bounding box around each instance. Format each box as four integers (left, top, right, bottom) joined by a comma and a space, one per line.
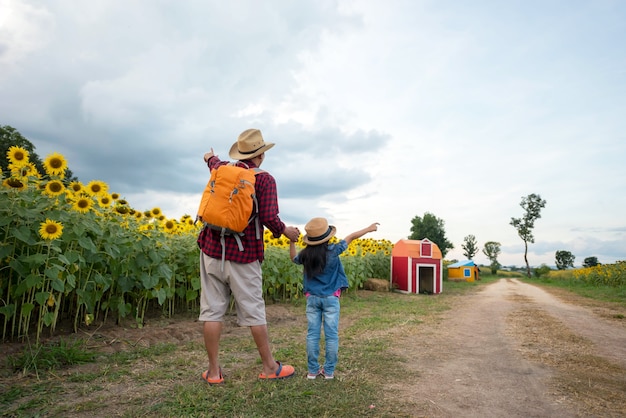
250, 167, 264, 240
217, 228, 245, 272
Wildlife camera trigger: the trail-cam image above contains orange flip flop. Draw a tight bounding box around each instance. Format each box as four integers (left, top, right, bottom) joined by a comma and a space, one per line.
258, 361, 295, 380
202, 368, 224, 385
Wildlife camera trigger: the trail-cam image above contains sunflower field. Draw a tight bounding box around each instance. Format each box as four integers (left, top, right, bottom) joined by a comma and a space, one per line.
572, 261, 626, 287
1, 146, 393, 343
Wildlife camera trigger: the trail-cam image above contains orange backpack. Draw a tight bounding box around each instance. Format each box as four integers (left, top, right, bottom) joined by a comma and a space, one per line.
197, 163, 263, 266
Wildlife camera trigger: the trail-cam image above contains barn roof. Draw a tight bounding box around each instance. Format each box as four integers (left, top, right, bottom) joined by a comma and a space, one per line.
391, 238, 442, 259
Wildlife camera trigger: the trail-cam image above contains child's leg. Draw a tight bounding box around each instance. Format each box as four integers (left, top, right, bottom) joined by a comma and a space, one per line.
322, 296, 340, 376
306, 296, 323, 374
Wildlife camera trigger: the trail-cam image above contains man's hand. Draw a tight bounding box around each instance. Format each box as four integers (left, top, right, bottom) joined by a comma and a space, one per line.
204, 148, 215, 163
283, 226, 300, 242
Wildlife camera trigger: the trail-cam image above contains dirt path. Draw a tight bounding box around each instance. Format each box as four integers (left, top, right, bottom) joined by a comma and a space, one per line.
387, 278, 626, 417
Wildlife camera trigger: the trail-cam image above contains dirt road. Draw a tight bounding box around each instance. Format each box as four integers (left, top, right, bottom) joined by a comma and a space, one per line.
387, 278, 626, 417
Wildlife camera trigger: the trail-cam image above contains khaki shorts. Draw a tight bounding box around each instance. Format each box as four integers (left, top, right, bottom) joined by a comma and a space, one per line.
198, 252, 267, 326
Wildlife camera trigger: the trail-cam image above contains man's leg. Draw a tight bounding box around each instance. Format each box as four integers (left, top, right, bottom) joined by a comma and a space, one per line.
250, 324, 280, 375
203, 321, 223, 379
199, 253, 229, 380
230, 260, 294, 378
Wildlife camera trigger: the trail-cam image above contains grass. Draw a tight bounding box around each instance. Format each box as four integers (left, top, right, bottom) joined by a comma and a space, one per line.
523, 271, 626, 308
1, 290, 456, 417
1, 274, 622, 417
6, 338, 97, 377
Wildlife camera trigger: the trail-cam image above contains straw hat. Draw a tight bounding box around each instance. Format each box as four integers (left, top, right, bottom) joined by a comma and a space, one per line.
229, 129, 275, 160
303, 217, 337, 246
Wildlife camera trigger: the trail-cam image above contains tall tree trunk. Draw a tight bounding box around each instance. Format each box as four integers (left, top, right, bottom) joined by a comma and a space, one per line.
524, 240, 530, 278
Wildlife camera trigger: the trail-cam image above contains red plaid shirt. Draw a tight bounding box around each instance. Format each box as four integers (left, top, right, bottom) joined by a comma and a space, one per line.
197, 157, 286, 263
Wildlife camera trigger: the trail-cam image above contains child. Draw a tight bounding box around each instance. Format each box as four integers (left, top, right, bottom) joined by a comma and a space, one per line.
289, 218, 379, 380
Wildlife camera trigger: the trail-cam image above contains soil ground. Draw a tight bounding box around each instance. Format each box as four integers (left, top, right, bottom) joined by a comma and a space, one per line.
386, 278, 626, 417
2, 278, 626, 417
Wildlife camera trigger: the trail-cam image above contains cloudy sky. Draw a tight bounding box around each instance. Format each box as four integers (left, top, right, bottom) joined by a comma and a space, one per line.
2, 0, 625, 267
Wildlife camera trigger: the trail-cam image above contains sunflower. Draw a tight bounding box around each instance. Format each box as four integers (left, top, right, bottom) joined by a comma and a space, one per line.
2, 177, 26, 190
134, 211, 143, 220
117, 199, 128, 205
98, 193, 112, 207
39, 219, 64, 240
163, 219, 176, 233
44, 180, 66, 197
72, 196, 93, 213
114, 204, 129, 215
43, 152, 68, 177
143, 210, 153, 219
11, 162, 40, 179
7, 146, 29, 166
139, 223, 154, 232
86, 180, 108, 196
111, 192, 120, 200
68, 181, 84, 194
151, 207, 162, 217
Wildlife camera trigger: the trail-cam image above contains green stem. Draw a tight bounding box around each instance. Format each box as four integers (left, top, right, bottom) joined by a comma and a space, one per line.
36, 242, 53, 345
50, 292, 62, 334
1, 233, 19, 339
73, 263, 94, 333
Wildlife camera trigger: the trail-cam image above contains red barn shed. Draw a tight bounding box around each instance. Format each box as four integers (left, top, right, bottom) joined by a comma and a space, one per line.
390, 238, 443, 294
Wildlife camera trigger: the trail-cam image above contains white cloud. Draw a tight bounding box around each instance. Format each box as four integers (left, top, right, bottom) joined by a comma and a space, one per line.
0, 0, 54, 70
2, 0, 625, 267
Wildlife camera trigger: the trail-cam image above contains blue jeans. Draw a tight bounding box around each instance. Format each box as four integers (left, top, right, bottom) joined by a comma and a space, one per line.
306, 295, 340, 375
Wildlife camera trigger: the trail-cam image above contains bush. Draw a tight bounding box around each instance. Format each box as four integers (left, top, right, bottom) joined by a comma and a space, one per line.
534, 264, 551, 278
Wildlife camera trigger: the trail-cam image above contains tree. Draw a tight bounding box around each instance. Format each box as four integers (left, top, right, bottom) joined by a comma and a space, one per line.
1, 125, 44, 176
582, 257, 600, 268
409, 212, 454, 257
510, 193, 547, 278
462, 234, 478, 259
482, 241, 501, 274
534, 263, 551, 278
555, 250, 575, 270
1, 124, 77, 182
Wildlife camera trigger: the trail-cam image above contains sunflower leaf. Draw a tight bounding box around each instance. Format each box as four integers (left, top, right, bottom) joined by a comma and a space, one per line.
152, 288, 166, 305
117, 276, 135, 293
78, 236, 97, 252
140, 273, 158, 290
22, 253, 48, 265
35, 291, 48, 306
11, 225, 35, 245
51, 277, 65, 293
0, 304, 16, 319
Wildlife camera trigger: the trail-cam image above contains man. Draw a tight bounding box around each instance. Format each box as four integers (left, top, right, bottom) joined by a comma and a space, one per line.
198, 128, 299, 384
